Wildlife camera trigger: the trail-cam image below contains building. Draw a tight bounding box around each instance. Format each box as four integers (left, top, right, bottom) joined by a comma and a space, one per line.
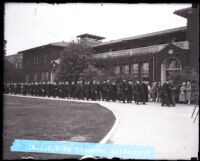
174, 4, 199, 74
18, 42, 69, 83
92, 26, 189, 84
17, 6, 198, 85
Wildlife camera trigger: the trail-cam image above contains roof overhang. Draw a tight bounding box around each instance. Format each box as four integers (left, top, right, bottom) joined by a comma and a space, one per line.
92, 26, 187, 47
174, 7, 192, 18
77, 33, 105, 40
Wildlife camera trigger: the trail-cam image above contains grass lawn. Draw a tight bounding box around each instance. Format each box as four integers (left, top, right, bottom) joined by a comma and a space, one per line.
3, 95, 115, 159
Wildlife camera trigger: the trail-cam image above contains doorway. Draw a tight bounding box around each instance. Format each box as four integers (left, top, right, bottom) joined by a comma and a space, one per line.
161, 57, 182, 83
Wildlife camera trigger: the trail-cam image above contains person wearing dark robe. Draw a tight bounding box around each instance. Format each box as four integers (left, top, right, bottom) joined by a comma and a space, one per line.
85, 81, 91, 100
10, 82, 14, 94
90, 80, 98, 100
53, 82, 58, 98
46, 81, 50, 97
127, 80, 133, 103
82, 81, 88, 100
78, 80, 84, 100
34, 82, 39, 96
70, 81, 75, 99
160, 82, 170, 107
19, 83, 23, 95
168, 80, 176, 106
102, 81, 107, 101
57, 82, 62, 98
38, 82, 42, 97
105, 80, 112, 101
41, 82, 46, 97
29, 82, 33, 95
118, 80, 127, 103
24, 83, 28, 95
15, 83, 19, 94
111, 81, 118, 102
133, 81, 141, 104
64, 81, 69, 98
96, 80, 101, 101
141, 81, 148, 104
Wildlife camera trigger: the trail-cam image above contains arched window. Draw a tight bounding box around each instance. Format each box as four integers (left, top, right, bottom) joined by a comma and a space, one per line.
167, 59, 181, 70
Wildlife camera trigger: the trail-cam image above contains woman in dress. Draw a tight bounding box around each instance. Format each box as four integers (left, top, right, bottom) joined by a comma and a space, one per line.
179, 82, 187, 104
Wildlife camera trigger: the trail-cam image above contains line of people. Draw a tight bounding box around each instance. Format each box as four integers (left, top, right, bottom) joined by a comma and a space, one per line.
3, 79, 192, 106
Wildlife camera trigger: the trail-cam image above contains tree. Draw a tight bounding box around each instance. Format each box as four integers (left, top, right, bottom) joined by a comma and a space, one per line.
4, 60, 17, 82
4, 40, 7, 56
55, 41, 94, 81
79, 64, 104, 81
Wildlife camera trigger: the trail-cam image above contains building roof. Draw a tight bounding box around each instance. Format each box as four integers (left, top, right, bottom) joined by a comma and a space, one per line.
50, 41, 69, 47
92, 26, 187, 47
77, 33, 105, 40
18, 42, 69, 54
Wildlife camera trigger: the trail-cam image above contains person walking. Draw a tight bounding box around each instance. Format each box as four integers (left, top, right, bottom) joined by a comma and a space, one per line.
186, 81, 191, 104
168, 80, 176, 106
104, 80, 111, 101
111, 81, 118, 102
156, 82, 161, 102
150, 82, 157, 102
179, 82, 187, 104
133, 81, 141, 105
127, 80, 133, 103
160, 82, 170, 107
140, 81, 148, 104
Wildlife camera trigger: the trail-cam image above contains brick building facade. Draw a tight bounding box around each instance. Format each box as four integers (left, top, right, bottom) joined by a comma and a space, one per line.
92, 27, 189, 84
18, 42, 69, 83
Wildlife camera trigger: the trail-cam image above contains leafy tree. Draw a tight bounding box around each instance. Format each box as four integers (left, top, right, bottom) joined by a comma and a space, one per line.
79, 64, 104, 81
4, 60, 17, 82
55, 41, 94, 81
4, 40, 7, 56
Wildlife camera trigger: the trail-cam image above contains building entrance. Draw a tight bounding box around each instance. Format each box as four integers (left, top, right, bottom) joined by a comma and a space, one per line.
161, 57, 182, 83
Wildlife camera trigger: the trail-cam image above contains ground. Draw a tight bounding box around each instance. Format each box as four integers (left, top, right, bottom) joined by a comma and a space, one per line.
3, 95, 199, 160
3, 95, 116, 160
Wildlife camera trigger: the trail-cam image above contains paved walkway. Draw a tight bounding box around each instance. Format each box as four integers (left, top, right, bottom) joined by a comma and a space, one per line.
97, 101, 199, 160
5, 95, 199, 159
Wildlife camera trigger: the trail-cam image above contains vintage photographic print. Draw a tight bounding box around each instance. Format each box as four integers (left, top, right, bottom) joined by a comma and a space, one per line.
3, 3, 199, 160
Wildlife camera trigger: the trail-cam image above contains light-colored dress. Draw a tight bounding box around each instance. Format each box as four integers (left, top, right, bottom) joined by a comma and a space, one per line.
186, 84, 191, 101
179, 86, 187, 102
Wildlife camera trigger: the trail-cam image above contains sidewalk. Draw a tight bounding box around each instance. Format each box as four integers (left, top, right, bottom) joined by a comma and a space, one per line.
97, 101, 199, 160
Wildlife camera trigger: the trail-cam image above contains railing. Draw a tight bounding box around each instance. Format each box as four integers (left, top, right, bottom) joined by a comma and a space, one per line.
93, 41, 189, 59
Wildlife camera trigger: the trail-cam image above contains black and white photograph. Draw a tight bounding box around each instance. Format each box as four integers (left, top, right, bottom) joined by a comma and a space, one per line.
3, 3, 199, 160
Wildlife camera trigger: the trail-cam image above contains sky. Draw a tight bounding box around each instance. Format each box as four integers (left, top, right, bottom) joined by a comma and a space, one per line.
4, 3, 191, 56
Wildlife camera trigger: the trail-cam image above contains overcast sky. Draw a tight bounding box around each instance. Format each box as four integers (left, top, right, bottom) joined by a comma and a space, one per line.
4, 3, 191, 56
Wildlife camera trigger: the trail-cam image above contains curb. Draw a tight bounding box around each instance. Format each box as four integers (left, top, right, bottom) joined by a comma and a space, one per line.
80, 103, 119, 160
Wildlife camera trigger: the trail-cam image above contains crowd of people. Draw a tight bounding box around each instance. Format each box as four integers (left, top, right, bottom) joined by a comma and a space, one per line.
4, 79, 192, 106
